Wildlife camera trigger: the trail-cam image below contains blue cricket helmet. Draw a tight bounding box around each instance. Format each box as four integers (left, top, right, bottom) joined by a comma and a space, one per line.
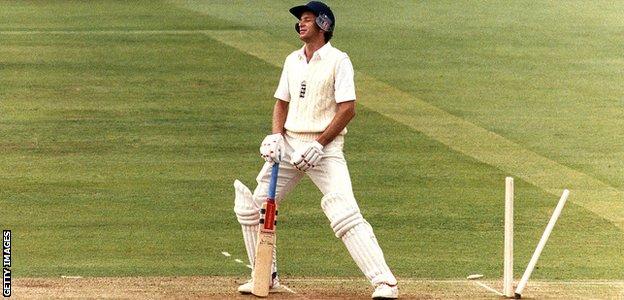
290, 1, 335, 32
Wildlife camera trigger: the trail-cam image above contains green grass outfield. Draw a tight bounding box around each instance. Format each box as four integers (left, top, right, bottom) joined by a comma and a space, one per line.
1, 0, 623, 288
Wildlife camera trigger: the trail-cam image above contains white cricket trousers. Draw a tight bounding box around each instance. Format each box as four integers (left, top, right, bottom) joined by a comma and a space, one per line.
252, 133, 353, 204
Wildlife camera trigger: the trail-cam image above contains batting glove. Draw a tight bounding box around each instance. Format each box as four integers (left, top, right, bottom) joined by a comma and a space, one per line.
259, 133, 284, 163
291, 141, 324, 171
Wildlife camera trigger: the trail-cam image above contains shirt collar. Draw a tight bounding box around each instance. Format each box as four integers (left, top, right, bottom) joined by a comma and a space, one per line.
297, 42, 333, 60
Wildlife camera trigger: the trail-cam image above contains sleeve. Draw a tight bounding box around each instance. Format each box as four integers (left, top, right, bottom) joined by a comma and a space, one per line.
273, 58, 290, 102
334, 55, 356, 103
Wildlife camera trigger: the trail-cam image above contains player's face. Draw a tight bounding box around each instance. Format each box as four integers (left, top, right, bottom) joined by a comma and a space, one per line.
298, 11, 322, 42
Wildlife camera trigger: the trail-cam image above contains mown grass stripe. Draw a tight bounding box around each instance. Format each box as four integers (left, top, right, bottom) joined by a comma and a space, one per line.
203, 30, 624, 231
4, 28, 620, 230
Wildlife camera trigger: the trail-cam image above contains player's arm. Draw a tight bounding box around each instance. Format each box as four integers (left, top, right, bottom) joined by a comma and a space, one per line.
292, 101, 354, 171
272, 99, 289, 135
316, 100, 355, 146
272, 57, 290, 135
260, 59, 290, 163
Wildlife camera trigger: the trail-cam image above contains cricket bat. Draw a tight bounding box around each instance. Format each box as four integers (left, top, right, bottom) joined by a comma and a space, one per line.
252, 162, 279, 297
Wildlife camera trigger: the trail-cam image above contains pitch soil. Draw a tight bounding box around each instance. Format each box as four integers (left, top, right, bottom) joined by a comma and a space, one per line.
12, 276, 624, 299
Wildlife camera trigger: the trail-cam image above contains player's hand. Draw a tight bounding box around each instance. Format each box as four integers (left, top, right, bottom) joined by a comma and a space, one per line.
291, 141, 324, 171
259, 133, 284, 163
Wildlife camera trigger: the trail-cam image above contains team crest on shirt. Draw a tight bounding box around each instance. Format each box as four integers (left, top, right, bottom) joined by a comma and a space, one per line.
299, 81, 307, 99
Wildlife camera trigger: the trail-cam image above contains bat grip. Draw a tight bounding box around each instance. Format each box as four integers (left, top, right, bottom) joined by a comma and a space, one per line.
267, 163, 279, 200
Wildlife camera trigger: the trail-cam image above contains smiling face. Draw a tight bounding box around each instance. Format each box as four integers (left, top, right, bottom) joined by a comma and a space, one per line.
298, 11, 324, 43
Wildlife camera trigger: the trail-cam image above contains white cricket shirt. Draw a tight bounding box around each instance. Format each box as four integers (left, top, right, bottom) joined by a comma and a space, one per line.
274, 42, 356, 139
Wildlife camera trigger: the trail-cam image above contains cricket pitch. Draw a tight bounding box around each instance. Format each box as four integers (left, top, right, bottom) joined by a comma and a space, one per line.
12, 276, 624, 299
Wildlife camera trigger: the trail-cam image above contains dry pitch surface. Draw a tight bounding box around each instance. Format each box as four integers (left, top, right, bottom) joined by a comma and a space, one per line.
12, 276, 624, 299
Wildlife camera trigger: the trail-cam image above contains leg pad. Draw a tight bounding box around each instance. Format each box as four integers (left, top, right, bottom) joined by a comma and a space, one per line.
321, 192, 364, 238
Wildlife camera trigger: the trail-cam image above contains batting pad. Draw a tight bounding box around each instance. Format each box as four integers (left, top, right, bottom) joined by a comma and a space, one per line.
233, 180, 277, 275
321, 193, 397, 286
321, 192, 363, 238
234, 180, 259, 225
234, 180, 260, 267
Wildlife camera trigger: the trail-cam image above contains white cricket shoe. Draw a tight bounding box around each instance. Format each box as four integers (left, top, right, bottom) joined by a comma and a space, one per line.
237, 277, 281, 294
372, 283, 399, 299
